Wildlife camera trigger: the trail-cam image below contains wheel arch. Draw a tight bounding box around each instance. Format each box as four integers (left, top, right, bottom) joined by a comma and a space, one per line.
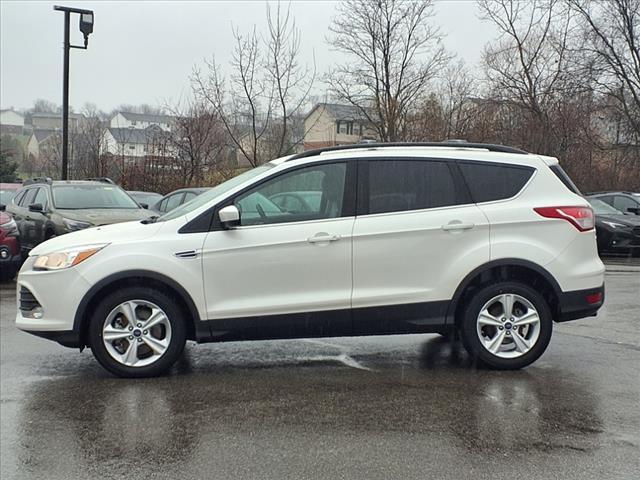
74, 270, 202, 347
446, 259, 562, 325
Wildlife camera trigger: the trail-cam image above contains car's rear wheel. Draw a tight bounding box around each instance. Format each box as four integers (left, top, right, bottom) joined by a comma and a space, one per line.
88, 287, 187, 378
459, 282, 552, 369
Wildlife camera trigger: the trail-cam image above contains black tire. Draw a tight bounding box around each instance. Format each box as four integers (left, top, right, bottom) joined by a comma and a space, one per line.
88, 286, 187, 378
0, 267, 16, 282
458, 281, 553, 370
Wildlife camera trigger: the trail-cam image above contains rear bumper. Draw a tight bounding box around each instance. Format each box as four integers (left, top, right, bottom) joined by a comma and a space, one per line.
556, 284, 605, 322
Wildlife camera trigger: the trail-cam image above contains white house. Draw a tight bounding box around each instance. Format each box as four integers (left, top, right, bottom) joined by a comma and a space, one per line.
109, 112, 174, 131
0, 109, 25, 135
101, 125, 175, 159
303, 103, 376, 150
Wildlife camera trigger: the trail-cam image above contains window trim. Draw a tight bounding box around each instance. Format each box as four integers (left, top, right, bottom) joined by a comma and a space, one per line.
208, 159, 357, 231
356, 157, 473, 217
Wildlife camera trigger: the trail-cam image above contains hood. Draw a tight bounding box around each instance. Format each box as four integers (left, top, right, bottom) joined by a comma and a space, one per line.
596, 213, 640, 227
0, 211, 12, 225
58, 208, 152, 225
30, 219, 163, 256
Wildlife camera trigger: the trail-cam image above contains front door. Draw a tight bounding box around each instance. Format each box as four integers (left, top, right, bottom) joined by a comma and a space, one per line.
201, 161, 355, 336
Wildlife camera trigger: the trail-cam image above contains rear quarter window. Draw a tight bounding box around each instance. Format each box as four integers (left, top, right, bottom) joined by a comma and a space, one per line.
549, 165, 581, 195
458, 161, 535, 203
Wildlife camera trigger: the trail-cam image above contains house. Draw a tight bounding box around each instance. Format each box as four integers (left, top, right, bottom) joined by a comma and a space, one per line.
101, 125, 175, 160
30, 112, 82, 131
0, 109, 25, 135
109, 111, 174, 131
26, 129, 57, 161
303, 103, 377, 150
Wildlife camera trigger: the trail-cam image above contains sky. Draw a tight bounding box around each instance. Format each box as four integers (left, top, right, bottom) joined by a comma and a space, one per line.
0, 0, 497, 113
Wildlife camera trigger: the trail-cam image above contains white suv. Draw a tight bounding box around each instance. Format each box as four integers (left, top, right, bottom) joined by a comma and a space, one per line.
16, 142, 605, 377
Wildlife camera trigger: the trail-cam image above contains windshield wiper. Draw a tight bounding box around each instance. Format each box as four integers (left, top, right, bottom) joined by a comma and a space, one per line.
141, 215, 159, 224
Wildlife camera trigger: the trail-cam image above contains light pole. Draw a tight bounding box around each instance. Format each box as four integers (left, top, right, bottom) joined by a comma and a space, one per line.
53, 5, 94, 180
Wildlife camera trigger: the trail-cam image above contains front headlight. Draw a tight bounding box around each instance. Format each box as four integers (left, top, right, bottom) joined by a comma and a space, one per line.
602, 221, 628, 229
0, 218, 18, 236
63, 218, 93, 231
33, 244, 108, 271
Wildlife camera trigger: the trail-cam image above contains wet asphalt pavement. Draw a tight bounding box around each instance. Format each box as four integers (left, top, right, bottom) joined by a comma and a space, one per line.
1, 261, 639, 480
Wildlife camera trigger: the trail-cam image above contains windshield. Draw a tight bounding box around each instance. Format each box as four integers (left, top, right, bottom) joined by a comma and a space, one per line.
0, 189, 17, 205
589, 198, 624, 215
159, 163, 275, 221
53, 185, 140, 209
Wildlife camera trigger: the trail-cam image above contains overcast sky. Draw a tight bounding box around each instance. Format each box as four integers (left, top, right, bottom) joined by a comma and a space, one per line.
0, 0, 497, 113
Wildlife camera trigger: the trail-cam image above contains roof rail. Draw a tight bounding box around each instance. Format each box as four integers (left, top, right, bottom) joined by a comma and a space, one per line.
287, 141, 528, 161
86, 177, 116, 185
23, 177, 53, 186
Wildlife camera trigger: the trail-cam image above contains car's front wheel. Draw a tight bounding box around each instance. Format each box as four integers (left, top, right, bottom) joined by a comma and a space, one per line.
88, 287, 187, 378
459, 282, 552, 369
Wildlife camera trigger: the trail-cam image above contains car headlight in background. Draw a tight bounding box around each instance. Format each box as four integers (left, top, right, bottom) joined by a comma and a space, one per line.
0, 217, 18, 236
62, 218, 93, 231
602, 221, 628, 229
33, 244, 108, 271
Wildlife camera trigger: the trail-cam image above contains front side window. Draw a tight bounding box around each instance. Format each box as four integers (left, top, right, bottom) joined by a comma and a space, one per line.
366, 160, 463, 215
164, 193, 184, 212
458, 161, 535, 203
20, 188, 38, 207
234, 162, 347, 226
33, 188, 49, 209
613, 195, 639, 211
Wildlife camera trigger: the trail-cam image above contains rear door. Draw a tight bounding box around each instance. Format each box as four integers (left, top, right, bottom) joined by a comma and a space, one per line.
351, 158, 490, 333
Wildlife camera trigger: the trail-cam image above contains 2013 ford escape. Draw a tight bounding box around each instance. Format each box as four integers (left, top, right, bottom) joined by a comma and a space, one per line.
16, 142, 605, 377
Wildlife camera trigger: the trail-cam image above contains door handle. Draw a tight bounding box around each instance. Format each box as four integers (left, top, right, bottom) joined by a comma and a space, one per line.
442, 222, 475, 231
307, 233, 341, 243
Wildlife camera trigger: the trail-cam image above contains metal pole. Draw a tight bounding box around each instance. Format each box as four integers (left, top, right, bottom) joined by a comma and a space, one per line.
61, 10, 70, 180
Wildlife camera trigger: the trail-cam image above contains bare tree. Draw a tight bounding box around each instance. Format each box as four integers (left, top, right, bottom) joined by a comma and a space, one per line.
478, 0, 577, 154
71, 103, 108, 179
569, 0, 640, 140
166, 100, 229, 185
193, 3, 314, 167
326, 0, 449, 142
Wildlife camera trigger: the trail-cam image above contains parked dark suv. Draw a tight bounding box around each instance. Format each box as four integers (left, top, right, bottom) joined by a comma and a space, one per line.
587, 191, 640, 215
6, 178, 151, 252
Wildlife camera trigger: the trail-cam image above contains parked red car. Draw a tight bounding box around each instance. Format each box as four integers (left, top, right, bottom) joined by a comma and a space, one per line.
0, 207, 21, 281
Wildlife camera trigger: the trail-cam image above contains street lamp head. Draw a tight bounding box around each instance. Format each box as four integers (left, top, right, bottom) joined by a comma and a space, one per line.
79, 12, 93, 36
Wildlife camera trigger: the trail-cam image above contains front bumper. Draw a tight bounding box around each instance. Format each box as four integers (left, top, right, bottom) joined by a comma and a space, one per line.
556, 284, 605, 322
16, 260, 92, 346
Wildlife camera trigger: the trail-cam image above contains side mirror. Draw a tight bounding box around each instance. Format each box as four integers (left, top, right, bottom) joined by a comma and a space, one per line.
140, 203, 149, 209
0, 204, 5, 212
219, 205, 240, 229
626, 207, 640, 215
28, 203, 44, 213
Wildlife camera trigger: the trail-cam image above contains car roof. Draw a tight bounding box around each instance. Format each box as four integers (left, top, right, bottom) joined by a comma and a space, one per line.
274, 145, 554, 169
587, 191, 639, 196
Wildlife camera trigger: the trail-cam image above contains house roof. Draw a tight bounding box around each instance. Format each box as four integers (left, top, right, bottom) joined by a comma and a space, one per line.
32, 129, 57, 143
31, 112, 82, 119
0, 109, 24, 117
107, 125, 167, 145
117, 111, 174, 124
305, 103, 371, 122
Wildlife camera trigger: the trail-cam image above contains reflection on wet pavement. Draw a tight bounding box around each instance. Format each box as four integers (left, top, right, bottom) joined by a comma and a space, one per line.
1, 265, 639, 480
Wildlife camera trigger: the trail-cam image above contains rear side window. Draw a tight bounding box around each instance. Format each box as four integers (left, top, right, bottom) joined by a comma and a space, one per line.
458, 162, 534, 203
12, 190, 26, 206
366, 160, 465, 214
550, 165, 581, 194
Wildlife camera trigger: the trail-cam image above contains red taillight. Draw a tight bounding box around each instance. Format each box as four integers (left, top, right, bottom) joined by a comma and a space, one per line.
534, 206, 595, 231
586, 292, 603, 304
